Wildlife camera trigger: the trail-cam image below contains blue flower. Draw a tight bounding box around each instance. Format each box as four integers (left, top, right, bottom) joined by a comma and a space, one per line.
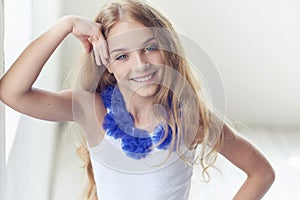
101, 85, 175, 160
100, 86, 114, 108
121, 135, 153, 159
152, 124, 173, 150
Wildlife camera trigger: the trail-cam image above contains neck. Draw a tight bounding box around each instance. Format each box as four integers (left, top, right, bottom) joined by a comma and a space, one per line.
119, 86, 160, 131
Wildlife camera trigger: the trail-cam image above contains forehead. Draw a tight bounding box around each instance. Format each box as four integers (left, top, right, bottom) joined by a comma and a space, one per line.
107, 21, 155, 52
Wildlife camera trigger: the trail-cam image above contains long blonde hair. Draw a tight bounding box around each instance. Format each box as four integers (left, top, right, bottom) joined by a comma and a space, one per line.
72, 0, 225, 199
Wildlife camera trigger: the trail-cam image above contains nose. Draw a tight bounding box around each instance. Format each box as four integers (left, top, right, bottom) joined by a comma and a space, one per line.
132, 51, 150, 71
133, 51, 144, 66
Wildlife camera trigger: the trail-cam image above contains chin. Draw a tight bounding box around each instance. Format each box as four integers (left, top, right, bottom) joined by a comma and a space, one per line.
132, 83, 159, 98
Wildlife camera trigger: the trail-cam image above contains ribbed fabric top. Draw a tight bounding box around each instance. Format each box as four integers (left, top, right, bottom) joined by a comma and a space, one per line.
88, 134, 195, 200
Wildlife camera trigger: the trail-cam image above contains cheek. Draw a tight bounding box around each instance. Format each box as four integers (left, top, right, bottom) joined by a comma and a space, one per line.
148, 52, 165, 65
109, 64, 130, 81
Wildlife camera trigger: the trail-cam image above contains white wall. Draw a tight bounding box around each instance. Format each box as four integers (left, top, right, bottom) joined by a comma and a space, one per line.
154, 0, 300, 127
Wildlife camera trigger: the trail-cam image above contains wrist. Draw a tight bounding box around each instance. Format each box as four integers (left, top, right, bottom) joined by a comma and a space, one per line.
57, 15, 76, 34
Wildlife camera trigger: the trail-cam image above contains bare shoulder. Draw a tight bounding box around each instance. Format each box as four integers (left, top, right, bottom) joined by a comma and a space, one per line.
72, 89, 107, 147
218, 123, 250, 158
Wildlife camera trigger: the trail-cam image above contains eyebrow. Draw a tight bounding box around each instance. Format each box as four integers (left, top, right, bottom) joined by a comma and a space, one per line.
109, 37, 157, 55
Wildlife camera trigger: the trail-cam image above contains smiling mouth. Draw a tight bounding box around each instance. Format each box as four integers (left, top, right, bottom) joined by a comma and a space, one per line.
131, 72, 156, 83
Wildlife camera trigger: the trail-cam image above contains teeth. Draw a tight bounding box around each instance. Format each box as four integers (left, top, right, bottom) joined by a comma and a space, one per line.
133, 74, 154, 82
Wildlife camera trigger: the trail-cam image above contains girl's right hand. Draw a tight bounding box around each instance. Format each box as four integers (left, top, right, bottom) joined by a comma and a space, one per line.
66, 15, 109, 66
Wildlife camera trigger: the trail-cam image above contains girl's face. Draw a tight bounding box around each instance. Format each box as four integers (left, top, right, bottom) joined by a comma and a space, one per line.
106, 21, 165, 98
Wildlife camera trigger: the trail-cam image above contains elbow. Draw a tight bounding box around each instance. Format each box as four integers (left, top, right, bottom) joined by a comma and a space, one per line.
265, 166, 275, 185
0, 80, 9, 104
263, 160, 276, 185
0, 78, 25, 104
259, 166, 275, 195
252, 164, 275, 187
0, 78, 8, 102
0, 79, 4, 102
247, 161, 275, 188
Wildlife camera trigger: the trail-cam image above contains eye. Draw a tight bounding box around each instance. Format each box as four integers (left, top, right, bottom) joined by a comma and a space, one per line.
116, 54, 128, 61
145, 44, 158, 52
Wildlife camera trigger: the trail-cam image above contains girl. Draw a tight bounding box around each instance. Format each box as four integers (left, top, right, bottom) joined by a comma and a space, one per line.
0, 0, 274, 199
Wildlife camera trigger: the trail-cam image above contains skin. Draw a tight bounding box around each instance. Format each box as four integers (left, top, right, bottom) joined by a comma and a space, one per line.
0, 15, 275, 199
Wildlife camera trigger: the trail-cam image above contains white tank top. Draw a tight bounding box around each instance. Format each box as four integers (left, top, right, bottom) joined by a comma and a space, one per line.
88, 134, 195, 200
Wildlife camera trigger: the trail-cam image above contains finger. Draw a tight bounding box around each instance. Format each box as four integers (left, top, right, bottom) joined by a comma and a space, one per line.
91, 40, 102, 66
82, 40, 92, 53
91, 23, 107, 66
93, 26, 104, 42
99, 42, 107, 66
93, 35, 108, 66
100, 40, 109, 61
93, 45, 102, 66
78, 36, 92, 53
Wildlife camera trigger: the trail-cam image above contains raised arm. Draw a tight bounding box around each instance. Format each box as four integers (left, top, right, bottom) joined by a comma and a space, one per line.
0, 15, 108, 122
219, 123, 275, 200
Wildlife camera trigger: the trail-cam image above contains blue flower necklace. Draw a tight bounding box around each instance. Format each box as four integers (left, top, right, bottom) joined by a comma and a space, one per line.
101, 85, 174, 160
